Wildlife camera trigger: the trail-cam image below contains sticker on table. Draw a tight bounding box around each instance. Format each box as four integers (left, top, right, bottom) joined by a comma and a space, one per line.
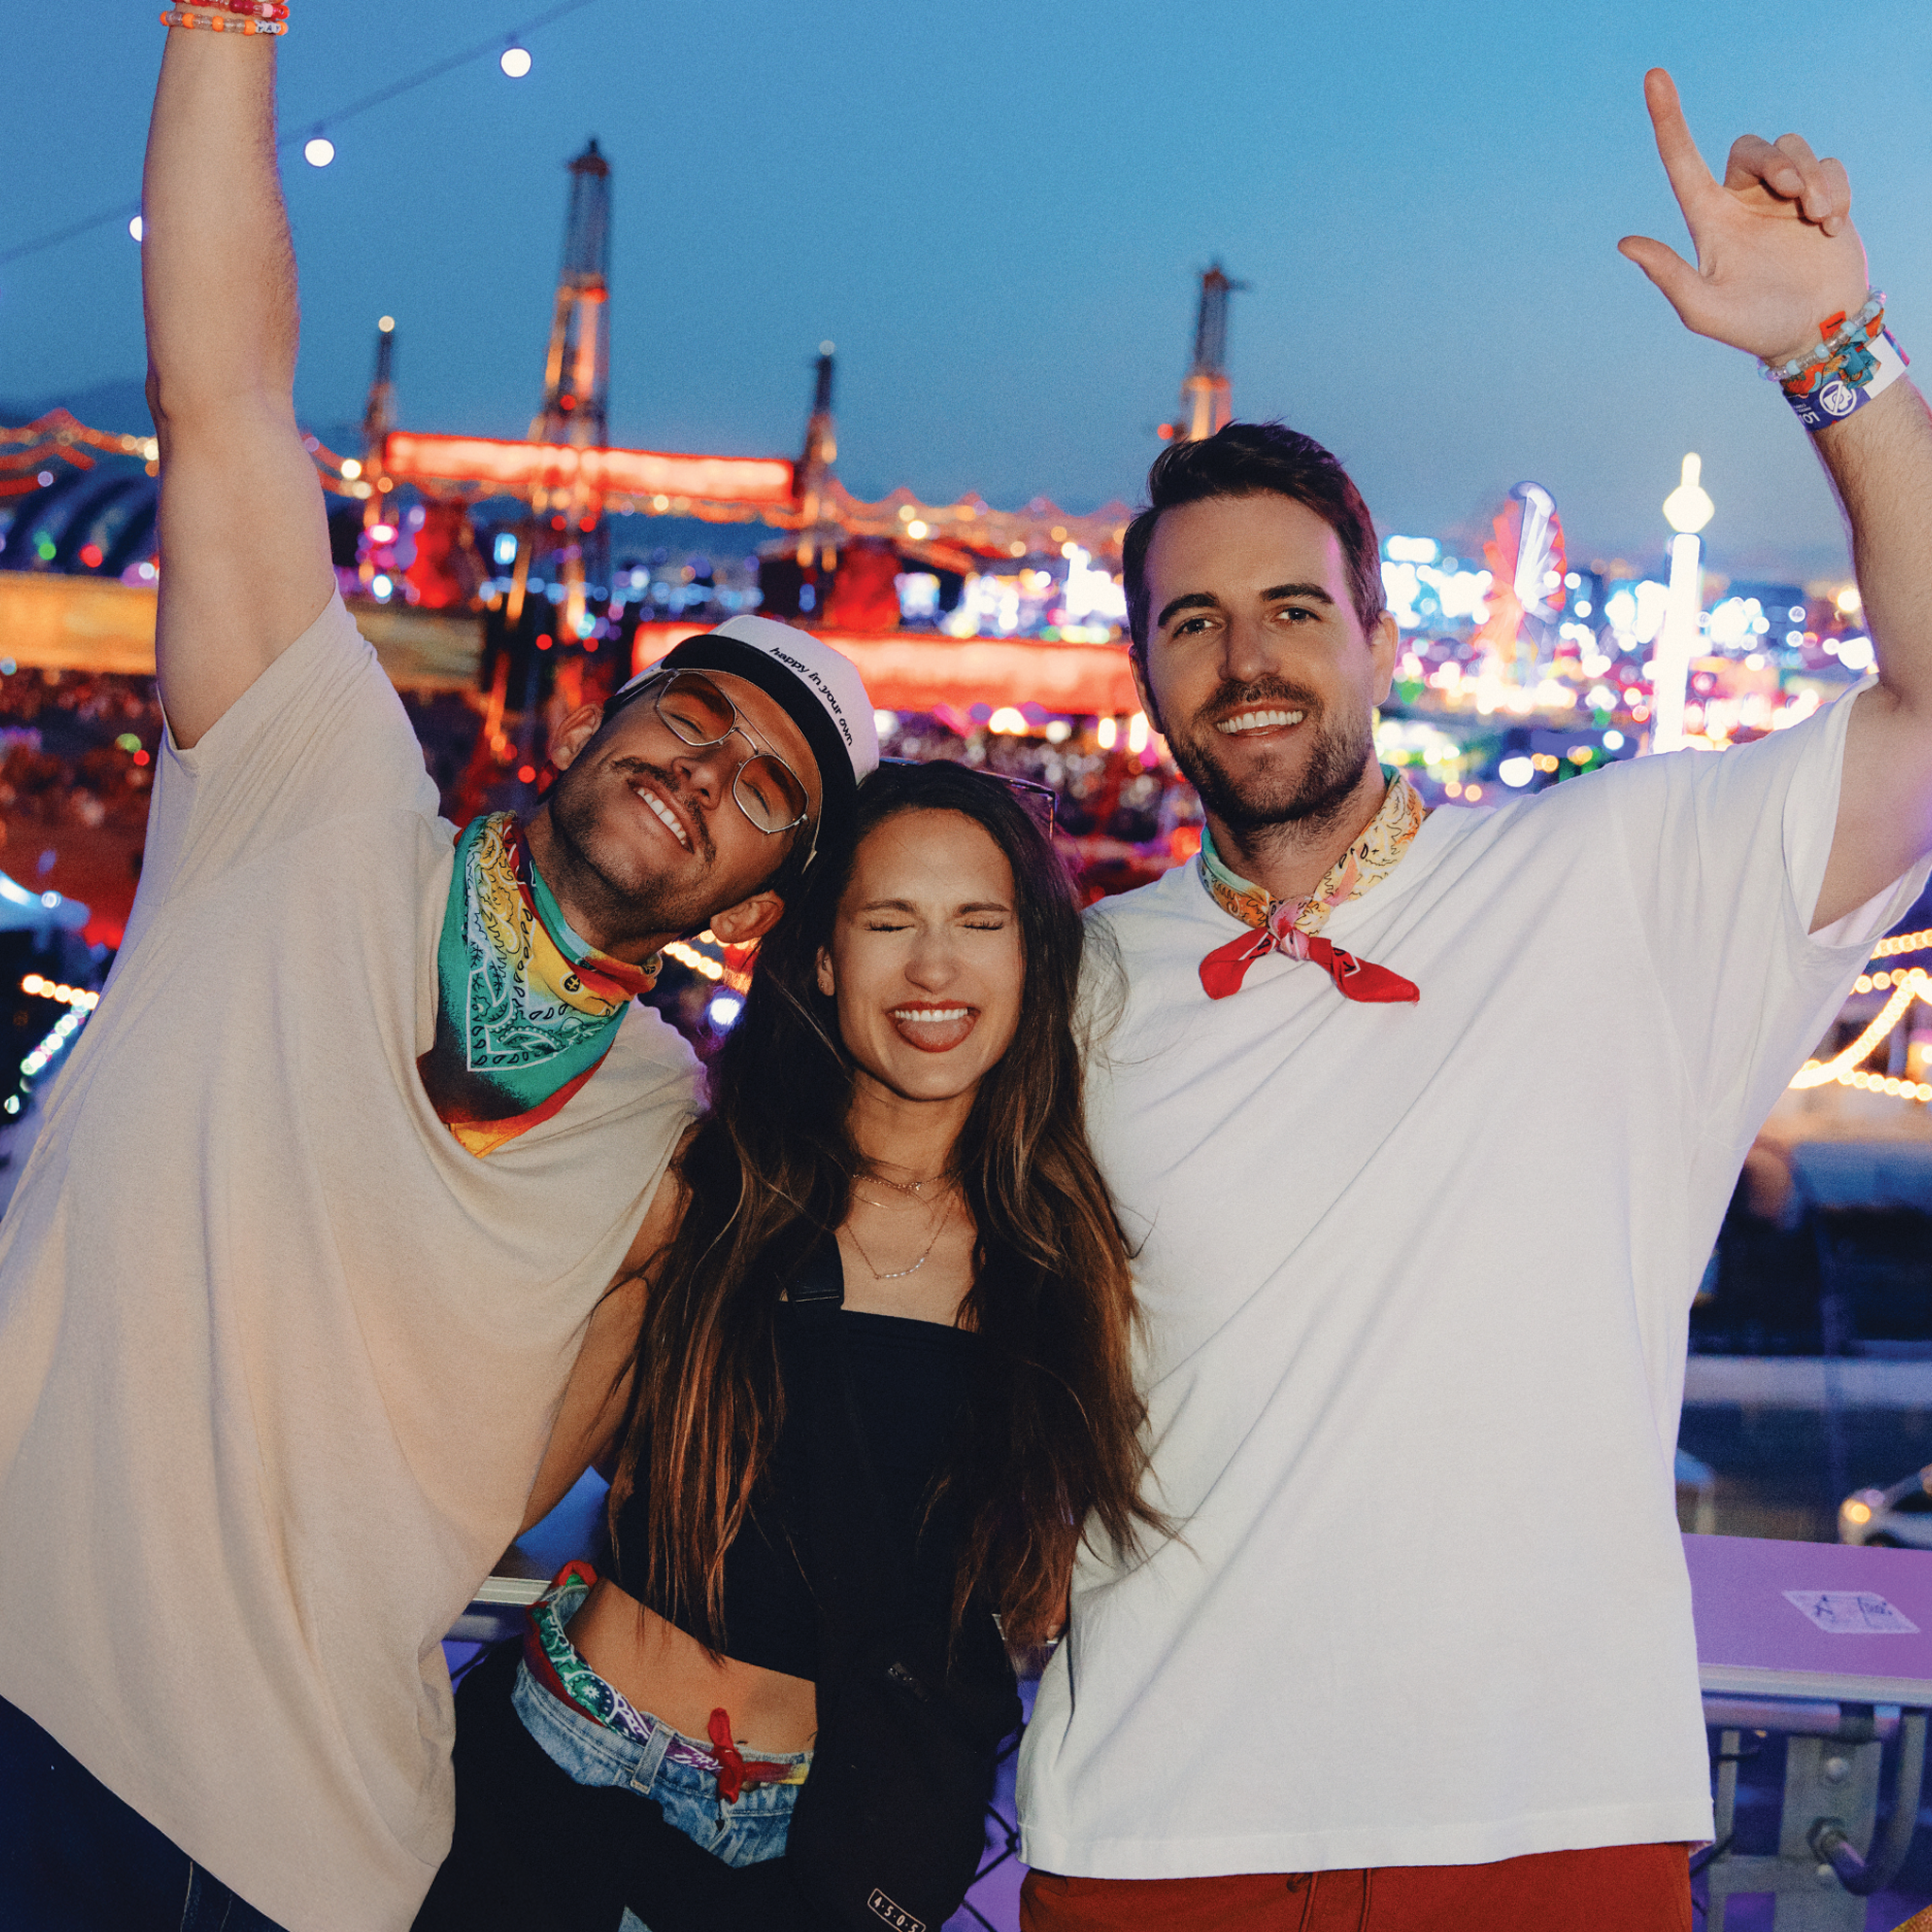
1784, 1591, 1921, 1636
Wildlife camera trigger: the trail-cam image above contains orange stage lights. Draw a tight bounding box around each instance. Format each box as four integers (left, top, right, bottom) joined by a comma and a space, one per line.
383, 433, 795, 509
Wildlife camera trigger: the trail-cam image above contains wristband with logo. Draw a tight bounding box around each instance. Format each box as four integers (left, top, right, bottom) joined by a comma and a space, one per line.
1770, 303, 1911, 433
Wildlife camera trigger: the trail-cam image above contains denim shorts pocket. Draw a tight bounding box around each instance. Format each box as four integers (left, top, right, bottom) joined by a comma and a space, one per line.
648, 1754, 798, 1862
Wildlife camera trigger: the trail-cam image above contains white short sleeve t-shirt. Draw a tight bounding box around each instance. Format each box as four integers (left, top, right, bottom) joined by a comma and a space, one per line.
1018, 686, 1929, 1879
0, 597, 698, 1931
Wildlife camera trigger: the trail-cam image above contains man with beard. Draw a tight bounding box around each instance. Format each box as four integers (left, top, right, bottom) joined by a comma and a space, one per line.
1018, 73, 1932, 1932
0, 22, 873, 1932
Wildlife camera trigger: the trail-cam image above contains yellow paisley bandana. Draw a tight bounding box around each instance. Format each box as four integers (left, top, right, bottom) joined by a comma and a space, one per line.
1196, 769, 1425, 1003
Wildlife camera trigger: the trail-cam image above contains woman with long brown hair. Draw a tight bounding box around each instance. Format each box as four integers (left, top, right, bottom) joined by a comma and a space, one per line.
419, 758, 1155, 1932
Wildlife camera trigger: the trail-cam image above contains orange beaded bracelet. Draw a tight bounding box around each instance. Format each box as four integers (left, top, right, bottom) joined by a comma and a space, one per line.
160, 6, 289, 32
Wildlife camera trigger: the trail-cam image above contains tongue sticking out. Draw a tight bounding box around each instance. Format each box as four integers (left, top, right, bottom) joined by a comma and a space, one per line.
890, 1007, 977, 1054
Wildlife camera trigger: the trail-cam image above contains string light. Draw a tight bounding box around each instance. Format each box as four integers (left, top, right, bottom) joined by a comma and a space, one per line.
0, 0, 608, 269
8, 408, 364, 499
1790, 970, 1932, 1099
661, 935, 752, 992
19, 1009, 86, 1081
3, 411, 158, 480
21, 975, 99, 1010
1871, 924, 1932, 960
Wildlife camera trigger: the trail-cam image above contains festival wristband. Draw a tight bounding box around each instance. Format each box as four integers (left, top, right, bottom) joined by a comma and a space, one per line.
1783, 328, 1910, 433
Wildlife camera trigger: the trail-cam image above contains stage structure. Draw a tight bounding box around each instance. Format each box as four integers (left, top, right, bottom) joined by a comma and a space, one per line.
356, 314, 398, 591
378, 378, 1132, 573
794, 341, 840, 575
498, 138, 615, 642
1165, 262, 1247, 444
372, 133, 1132, 578
361, 317, 397, 506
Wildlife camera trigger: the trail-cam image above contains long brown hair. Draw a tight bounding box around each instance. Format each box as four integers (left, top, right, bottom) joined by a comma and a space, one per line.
608, 759, 1157, 1655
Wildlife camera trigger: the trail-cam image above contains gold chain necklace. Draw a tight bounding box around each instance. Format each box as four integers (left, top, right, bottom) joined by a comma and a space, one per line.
862, 1163, 950, 1199
846, 1184, 953, 1281
850, 1188, 928, 1214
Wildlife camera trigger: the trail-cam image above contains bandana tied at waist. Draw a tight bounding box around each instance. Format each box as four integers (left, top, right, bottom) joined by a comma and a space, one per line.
419, 811, 659, 1157
1197, 770, 1424, 1004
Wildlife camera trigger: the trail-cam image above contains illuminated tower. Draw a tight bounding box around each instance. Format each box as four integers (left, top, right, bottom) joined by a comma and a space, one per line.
536, 138, 612, 451
510, 138, 613, 636
357, 315, 398, 585
1177, 262, 1246, 441
794, 341, 840, 575
361, 314, 397, 475
1653, 454, 1714, 755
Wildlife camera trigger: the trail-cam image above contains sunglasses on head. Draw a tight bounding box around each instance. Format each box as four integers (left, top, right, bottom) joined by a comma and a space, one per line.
877, 757, 1057, 837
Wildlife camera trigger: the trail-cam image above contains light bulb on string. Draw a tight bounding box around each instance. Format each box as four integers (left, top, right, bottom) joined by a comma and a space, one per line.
304, 133, 336, 169
500, 42, 532, 77
128, 215, 143, 242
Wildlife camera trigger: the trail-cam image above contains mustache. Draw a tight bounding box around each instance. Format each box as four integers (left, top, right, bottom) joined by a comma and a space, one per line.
608, 756, 717, 865
1191, 676, 1324, 727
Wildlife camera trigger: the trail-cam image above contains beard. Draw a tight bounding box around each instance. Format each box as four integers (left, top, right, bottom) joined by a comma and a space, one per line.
541, 754, 721, 943
1161, 675, 1375, 842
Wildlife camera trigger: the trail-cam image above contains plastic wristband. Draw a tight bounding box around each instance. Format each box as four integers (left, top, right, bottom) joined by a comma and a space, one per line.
1783, 328, 1910, 433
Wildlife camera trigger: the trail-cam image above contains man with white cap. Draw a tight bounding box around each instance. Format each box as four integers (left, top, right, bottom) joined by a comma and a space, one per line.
0, 22, 875, 1932
415, 618, 875, 1155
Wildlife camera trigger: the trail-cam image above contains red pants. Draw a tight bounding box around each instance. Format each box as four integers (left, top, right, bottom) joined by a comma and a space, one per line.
1021, 1844, 1691, 1932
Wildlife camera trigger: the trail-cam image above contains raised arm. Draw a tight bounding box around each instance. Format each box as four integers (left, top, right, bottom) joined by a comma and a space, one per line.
516, 1137, 692, 1536
142, 25, 336, 750
1620, 69, 1932, 930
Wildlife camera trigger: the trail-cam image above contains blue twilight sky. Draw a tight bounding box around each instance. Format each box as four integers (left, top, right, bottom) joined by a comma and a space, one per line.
4, 1, 1930, 582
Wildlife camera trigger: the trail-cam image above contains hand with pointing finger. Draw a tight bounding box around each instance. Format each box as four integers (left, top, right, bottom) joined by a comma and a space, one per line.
1619, 69, 1870, 367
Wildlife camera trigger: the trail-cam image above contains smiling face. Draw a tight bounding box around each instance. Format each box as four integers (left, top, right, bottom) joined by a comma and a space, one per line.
539, 669, 823, 950
815, 808, 1024, 1112
1136, 493, 1398, 843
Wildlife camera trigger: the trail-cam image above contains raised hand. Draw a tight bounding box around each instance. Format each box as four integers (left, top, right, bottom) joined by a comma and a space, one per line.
1618, 69, 1869, 366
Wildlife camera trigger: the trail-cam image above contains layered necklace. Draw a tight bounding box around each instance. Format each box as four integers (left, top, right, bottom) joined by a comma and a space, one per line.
846, 1163, 957, 1280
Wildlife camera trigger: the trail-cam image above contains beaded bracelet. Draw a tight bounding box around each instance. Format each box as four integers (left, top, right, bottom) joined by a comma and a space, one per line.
1782, 308, 1883, 402
1759, 292, 1886, 386
159, 6, 288, 31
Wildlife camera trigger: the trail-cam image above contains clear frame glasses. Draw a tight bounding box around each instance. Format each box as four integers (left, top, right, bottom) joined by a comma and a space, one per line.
640, 670, 813, 841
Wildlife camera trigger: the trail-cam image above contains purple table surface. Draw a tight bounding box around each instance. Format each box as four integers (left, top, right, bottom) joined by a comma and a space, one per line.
1687, 1532, 1932, 1705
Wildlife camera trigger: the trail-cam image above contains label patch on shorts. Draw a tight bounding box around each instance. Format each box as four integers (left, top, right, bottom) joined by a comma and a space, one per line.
1784, 1590, 1921, 1635
867, 1890, 925, 1932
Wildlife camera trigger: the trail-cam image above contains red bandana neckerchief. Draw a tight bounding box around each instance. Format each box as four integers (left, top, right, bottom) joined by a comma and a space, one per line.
1196, 770, 1424, 1004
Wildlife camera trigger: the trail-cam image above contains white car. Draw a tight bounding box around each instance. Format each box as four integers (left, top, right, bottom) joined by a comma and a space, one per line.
1840, 1466, 1932, 1547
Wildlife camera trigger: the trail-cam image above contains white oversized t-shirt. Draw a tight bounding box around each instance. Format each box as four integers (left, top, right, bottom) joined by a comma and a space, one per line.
1019, 686, 1928, 1878
0, 597, 698, 1930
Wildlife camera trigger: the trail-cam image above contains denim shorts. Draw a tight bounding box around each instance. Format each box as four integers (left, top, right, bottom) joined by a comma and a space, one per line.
511, 1576, 807, 1932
